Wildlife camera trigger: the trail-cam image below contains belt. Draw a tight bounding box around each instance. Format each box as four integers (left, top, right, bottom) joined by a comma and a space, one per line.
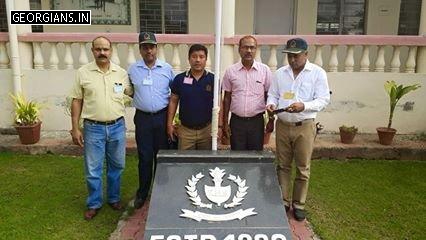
280, 118, 314, 127
231, 112, 264, 121
182, 121, 211, 130
85, 116, 123, 125
137, 107, 167, 116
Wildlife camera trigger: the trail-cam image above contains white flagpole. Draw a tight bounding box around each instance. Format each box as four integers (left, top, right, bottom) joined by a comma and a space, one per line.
211, 0, 223, 151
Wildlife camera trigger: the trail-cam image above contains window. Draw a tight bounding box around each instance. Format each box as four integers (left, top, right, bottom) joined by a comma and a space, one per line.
30, 0, 43, 32
0, 1, 7, 32
139, 0, 187, 34
0, 0, 43, 32
316, 0, 365, 35
398, 0, 421, 35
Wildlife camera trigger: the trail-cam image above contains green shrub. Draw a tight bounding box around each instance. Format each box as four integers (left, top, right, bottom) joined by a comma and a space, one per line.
10, 93, 41, 126
339, 125, 358, 133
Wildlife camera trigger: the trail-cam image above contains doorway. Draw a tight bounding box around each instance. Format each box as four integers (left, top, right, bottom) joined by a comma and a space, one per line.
254, 0, 294, 34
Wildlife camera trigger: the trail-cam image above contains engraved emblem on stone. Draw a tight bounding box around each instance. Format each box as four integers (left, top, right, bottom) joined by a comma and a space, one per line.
204, 168, 231, 206
180, 167, 257, 222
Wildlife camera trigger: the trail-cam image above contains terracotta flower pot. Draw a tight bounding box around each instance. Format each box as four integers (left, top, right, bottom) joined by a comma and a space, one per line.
339, 128, 356, 144
376, 127, 397, 145
15, 122, 41, 145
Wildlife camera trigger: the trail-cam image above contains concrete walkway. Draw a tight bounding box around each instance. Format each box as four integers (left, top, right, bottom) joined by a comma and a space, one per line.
1, 130, 424, 240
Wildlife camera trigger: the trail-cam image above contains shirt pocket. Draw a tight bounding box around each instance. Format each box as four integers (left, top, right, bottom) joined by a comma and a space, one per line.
251, 77, 265, 96
111, 82, 124, 102
298, 81, 313, 101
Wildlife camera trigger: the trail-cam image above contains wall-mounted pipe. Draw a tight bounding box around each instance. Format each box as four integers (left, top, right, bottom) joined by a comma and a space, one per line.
6, 0, 22, 94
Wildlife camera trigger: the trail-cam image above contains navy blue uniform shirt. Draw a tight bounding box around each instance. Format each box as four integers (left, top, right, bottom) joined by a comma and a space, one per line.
171, 70, 214, 127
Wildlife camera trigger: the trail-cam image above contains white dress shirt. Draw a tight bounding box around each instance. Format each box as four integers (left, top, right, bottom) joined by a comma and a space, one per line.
267, 60, 330, 122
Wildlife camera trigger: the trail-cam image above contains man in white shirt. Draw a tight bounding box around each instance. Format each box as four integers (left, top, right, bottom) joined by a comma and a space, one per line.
266, 38, 330, 221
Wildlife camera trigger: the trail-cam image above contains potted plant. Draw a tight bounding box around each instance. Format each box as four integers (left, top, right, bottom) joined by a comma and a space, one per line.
10, 93, 42, 144
339, 125, 358, 144
377, 81, 421, 145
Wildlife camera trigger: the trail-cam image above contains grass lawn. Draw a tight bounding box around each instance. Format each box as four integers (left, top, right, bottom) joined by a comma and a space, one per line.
0, 152, 138, 240
308, 159, 426, 240
1, 153, 425, 239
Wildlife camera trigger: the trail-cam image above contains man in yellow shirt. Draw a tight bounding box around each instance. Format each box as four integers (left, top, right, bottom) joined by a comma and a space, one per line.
70, 36, 133, 220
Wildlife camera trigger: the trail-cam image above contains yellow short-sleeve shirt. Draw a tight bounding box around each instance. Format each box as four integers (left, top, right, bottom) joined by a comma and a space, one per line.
70, 61, 133, 121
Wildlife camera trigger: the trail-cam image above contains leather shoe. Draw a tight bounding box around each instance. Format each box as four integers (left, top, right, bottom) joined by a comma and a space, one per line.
293, 208, 306, 221
134, 197, 146, 209
84, 208, 99, 220
108, 202, 123, 211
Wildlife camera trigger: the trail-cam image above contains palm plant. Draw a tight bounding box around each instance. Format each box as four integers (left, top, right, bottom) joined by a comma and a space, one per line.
10, 93, 41, 126
384, 81, 420, 129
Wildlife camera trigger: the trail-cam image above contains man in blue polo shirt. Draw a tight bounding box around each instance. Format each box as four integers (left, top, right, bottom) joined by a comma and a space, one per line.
167, 44, 214, 150
128, 32, 175, 209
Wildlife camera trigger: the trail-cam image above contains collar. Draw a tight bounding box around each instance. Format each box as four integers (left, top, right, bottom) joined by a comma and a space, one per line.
237, 60, 259, 71
284, 60, 313, 73
88, 61, 118, 72
185, 69, 208, 78
136, 59, 164, 69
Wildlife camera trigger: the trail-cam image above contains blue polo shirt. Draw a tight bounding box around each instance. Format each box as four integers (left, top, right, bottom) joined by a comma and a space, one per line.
171, 70, 214, 127
128, 59, 175, 112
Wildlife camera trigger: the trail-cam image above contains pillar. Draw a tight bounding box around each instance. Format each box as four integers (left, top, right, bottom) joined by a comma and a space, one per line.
416, 0, 426, 73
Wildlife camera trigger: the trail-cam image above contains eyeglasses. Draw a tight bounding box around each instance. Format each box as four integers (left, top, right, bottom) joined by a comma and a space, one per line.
240, 45, 256, 50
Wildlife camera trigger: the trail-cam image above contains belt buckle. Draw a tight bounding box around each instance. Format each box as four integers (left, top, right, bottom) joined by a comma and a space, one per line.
295, 121, 302, 126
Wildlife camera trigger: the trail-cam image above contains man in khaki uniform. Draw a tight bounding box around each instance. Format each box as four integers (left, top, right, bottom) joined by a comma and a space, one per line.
266, 38, 330, 221
70, 36, 133, 220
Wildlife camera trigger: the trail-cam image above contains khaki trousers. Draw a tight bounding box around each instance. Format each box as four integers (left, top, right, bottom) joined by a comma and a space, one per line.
275, 119, 316, 210
178, 124, 212, 150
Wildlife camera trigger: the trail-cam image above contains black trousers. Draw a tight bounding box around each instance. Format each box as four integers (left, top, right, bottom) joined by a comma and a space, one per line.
133, 109, 169, 200
230, 113, 264, 150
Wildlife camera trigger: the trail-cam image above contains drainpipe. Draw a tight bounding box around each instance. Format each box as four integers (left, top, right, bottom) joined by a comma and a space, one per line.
6, 0, 22, 94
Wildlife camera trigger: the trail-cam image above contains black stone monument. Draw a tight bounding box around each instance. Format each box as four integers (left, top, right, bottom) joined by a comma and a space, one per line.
144, 150, 292, 240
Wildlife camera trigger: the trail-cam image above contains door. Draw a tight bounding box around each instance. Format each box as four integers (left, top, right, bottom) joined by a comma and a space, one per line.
254, 0, 294, 34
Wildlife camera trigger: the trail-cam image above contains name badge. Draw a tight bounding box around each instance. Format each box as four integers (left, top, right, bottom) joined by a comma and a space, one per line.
143, 77, 153, 85
183, 77, 193, 85
283, 91, 295, 99
114, 83, 123, 93
114, 85, 123, 93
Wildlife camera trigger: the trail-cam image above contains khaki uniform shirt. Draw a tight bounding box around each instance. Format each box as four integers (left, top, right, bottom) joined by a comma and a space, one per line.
70, 61, 133, 121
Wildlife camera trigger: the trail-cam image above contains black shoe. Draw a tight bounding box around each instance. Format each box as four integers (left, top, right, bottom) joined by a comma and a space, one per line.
134, 197, 146, 209
285, 205, 290, 212
293, 208, 306, 221
108, 201, 123, 211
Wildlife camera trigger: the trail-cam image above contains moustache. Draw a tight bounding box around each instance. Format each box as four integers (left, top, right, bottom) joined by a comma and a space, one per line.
98, 55, 107, 59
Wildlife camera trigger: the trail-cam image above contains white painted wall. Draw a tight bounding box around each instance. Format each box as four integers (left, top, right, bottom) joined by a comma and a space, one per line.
1, 70, 425, 133
321, 72, 426, 133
